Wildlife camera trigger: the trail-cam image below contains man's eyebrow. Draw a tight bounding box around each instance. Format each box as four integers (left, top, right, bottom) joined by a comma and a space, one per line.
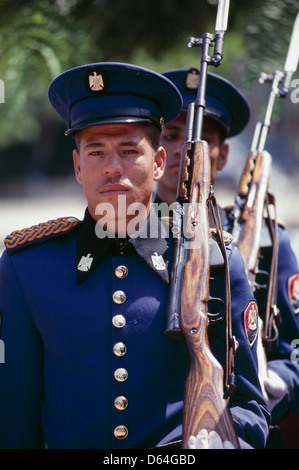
83, 142, 101, 148
84, 140, 140, 149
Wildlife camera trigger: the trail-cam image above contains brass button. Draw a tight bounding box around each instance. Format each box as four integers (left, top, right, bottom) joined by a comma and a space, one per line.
112, 315, 126, 328
115, 265, 129, 279
114, 425, 128, 440
114, 396, 128, 411
112, 290, 126, 304
113, 342, 127, 357
114, 368, 128, 382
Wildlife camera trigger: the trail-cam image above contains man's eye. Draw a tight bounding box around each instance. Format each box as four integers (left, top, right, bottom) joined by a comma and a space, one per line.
89, 151, 103, 156
123, 149, 138, 155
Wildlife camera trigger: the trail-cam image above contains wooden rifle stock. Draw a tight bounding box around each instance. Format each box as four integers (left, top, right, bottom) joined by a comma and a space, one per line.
169, 140, 239, 448
238, 151, 256, 196
229, 10, 299, 395
165, 0, 239, 447
231, 147, 280, 363
233, 12, 299, 345
237, 150, 272, 284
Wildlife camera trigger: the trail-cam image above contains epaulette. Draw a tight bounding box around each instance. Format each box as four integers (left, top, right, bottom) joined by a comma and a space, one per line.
210, 228, 233, 245
4, 216, 80, 252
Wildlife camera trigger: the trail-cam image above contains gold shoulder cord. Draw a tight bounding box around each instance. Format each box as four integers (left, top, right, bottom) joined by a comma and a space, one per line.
4, 217, 79, 250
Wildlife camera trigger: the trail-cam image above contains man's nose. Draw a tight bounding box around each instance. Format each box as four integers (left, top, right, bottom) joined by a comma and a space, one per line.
103, 152, 124, 176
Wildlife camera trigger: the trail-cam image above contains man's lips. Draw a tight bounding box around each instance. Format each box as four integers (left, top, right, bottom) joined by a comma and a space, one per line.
99, 183, 130, 195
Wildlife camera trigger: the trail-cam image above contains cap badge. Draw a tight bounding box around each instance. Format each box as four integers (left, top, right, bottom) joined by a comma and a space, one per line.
78, 253, 93, 272
151, 252, 166, 271
184, 69, 199, 91
88, 71, 104, 92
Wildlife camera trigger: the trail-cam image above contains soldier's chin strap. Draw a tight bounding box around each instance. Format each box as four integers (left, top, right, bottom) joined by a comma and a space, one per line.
208, 187, 238, 399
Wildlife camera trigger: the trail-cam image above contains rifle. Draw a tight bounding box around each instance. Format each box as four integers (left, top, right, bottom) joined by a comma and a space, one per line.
165, 0, 239, 449
230, 11, 299, 354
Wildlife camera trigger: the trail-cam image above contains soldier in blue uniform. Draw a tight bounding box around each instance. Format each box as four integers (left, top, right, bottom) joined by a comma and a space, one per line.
0, 62, 270, 449
156, 67, 299, 445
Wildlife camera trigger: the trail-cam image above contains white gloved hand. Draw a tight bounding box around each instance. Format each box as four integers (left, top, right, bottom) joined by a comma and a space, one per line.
263, 369, 288, 411
188, 429, 235, 449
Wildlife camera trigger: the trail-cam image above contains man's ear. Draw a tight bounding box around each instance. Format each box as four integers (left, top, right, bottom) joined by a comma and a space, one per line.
73, 149, 82, 185
217, 143, 229, 171
153, 146, 166, 181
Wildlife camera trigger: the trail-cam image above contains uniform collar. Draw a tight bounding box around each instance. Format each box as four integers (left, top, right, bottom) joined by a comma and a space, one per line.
75, 208, 170, 285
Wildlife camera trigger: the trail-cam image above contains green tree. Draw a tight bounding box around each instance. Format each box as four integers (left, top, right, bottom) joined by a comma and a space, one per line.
0, 0, 298, 160
0, 0, 97, 146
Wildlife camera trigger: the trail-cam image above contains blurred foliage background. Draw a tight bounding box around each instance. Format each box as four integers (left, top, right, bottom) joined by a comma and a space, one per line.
0, 0, 298, 194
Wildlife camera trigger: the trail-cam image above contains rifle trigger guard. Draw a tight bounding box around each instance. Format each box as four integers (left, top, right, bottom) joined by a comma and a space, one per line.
208, 296, 225, 325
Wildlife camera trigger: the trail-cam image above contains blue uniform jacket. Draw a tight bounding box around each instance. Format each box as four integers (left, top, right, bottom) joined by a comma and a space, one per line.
223, 210, 299, 425
0, 209, 269, 449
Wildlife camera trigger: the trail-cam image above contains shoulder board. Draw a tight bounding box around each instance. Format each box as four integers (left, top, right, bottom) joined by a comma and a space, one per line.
4, 216, 80, 252
210, 228, 233, 245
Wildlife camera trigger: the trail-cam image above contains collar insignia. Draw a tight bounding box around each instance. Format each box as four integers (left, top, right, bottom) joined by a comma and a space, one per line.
78, 253, 93, 272
151, 252, 166, 271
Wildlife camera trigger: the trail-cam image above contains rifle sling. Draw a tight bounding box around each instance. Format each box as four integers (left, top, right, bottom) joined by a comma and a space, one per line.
208, 191, 237, 398
262, 192, 281, 350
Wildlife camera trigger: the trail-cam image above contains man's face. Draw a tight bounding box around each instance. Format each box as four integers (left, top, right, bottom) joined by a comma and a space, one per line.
159, 113, 228, 191
73, 123, 166, 233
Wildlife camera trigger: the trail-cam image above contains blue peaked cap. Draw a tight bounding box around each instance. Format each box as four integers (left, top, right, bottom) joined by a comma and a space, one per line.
163, 68, 250, 138
48, 62, 183, 135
